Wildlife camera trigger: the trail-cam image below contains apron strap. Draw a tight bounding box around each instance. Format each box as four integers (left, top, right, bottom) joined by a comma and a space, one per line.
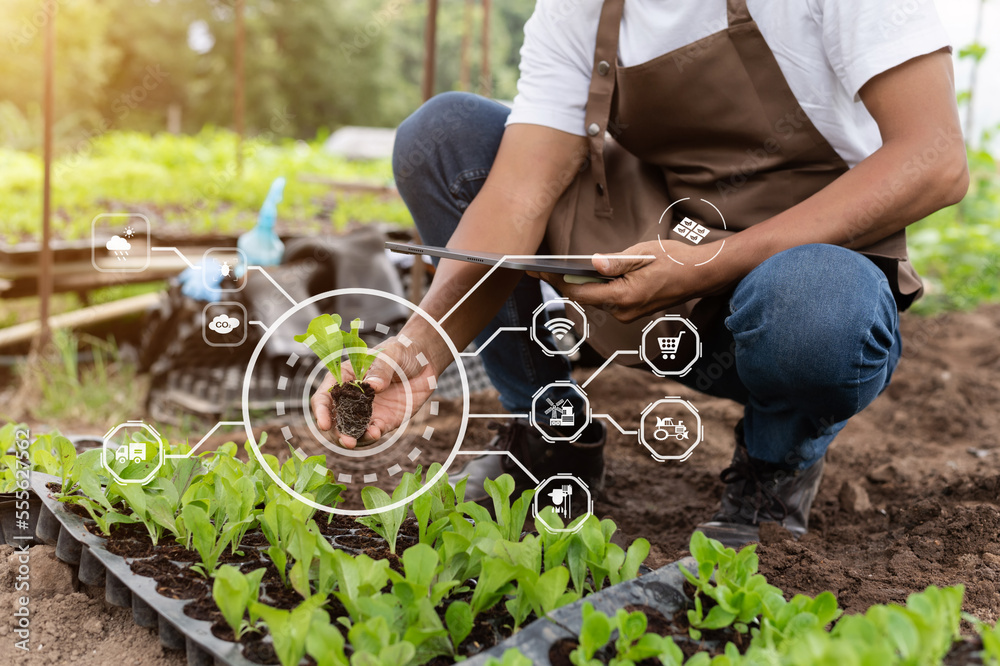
585, 0, 625, 217
727, 0, 753, 27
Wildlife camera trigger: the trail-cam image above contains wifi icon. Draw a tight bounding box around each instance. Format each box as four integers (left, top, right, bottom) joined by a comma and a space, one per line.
544, 317, 575, 341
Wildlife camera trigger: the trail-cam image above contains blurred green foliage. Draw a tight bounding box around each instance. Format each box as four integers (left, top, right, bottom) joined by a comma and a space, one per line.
0, 129, 411, 243
908, 140, 1000, 313
0, 0, 535, 144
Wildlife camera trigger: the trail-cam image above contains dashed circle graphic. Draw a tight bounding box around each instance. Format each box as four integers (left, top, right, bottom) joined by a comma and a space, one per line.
241, 288, 469, 516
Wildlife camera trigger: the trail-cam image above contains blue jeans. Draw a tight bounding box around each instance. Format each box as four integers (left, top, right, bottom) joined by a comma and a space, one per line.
393, 92, 902, 470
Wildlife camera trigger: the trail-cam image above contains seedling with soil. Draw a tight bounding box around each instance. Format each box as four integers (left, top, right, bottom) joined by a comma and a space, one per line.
294, 314, 378, 440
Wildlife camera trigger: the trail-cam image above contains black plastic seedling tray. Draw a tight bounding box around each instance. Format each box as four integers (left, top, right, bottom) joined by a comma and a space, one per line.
32, 470, 706, 666
0, 492, 43, 547
463, 556, 696, 665
31, 473, 267, 666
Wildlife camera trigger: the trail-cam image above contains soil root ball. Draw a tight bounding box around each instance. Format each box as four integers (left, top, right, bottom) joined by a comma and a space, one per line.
330, 382, 375, 440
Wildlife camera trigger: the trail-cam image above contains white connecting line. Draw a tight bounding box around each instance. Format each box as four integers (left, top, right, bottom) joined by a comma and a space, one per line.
151, 246, 199, 270
459, 327, 528, 357
455, 450, 540, 485
149, 250, 297, 307
582, 349, 639, 389
249, 265, 297, 305
593, 413, 638, 436
164, 421, 245, 459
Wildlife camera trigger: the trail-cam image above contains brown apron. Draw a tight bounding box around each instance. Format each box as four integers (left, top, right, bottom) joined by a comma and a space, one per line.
546, 0, 923, 361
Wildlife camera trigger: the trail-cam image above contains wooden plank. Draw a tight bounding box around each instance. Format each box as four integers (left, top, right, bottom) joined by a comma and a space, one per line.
0, 292, 161, 349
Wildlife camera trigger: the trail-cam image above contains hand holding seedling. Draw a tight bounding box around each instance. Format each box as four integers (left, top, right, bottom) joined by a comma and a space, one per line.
302, 316, 436, 448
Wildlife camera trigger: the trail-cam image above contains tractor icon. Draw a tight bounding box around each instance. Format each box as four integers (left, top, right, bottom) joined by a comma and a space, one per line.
652, 417, 689, 441
115, 440, 146, 464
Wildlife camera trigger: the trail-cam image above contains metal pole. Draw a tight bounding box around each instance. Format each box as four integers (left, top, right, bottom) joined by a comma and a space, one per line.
479, 0, 491, 96
235, 0, 246, 176
36, 2, 56, 353
411, 0, 439, 304
421, 0, 439, 101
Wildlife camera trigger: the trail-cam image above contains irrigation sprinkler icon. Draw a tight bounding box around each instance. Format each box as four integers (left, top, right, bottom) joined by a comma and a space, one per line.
534, 474, 592, 534
547, 485, 573, 519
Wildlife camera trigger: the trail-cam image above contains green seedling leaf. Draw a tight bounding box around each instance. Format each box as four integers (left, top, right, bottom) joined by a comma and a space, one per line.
251, 594, 326, 666
573, 603, 612, 665
294, 313, 344, 384
213, 565, 266, 639
471, 557, 518, 618
356, 473, 417, 554
522, 565, 572, 617
401, 543, 439, 589
343, 318, 377, 382
445, 600, 473, 649
305, 615, 348, 666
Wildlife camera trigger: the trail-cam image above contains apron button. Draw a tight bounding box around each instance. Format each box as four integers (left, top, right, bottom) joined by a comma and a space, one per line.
597, 60, 610, 76
587, 123, 601, 136
596, 183, 605, 196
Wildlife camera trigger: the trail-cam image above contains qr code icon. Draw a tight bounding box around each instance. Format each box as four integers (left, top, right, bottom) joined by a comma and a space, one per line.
673, 217, 711, 244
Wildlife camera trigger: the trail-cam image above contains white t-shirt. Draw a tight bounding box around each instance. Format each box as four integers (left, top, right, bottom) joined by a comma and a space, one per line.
507, 0, 951, 167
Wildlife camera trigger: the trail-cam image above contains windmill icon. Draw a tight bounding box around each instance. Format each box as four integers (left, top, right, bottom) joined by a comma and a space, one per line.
545, 398, 574, 427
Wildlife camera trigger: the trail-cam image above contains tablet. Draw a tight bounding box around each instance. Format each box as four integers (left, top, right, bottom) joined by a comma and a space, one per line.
385, 241, 615, 283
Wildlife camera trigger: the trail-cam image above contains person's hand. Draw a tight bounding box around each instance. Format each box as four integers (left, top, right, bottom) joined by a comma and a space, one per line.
310, 336, 438, 449
532, 239, 737, 323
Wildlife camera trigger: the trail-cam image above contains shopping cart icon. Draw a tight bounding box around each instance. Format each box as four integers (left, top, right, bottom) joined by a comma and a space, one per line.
657, 331, 685, 360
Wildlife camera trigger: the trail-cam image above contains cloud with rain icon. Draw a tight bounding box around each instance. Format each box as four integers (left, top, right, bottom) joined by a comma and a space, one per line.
209, 314, 241, 335
106, 235, 131, 261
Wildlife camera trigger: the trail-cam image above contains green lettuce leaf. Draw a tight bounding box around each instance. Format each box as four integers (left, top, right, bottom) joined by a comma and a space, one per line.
342, 318, 376, 381
294, 314, 344, 383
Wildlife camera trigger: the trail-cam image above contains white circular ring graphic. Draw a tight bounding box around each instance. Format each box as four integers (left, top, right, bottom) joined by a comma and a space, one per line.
242, 288, 469, 516
298, 345, 415, 458
656, 197, 727, 266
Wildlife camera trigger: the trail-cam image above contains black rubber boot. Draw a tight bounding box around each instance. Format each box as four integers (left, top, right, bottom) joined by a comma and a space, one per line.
696, 421, 825, 548
448, 420, 606, 503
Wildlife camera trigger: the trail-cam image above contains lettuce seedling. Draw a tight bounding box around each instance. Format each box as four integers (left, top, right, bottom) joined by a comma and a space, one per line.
294, 314, 378, 440
444, 601, 473, 651
483, 474, 534, 543
179, 503, 241, 577
305, 614, 349, 666
213, 565, 267, 639
570, 602, 613, 666
356, 472, 418, 554
250, 594, 329, 666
